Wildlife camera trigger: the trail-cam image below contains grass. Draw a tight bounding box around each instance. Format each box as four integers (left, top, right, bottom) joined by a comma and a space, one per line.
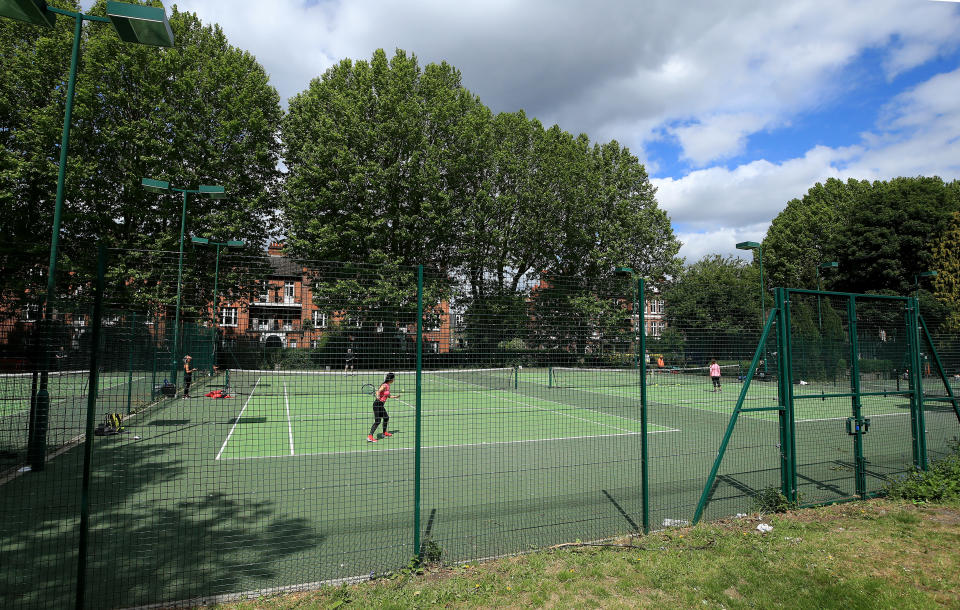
209, 498, 960, 609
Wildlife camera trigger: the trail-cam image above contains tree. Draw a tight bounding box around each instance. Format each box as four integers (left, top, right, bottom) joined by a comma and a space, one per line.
664, 255, 761, 330
0, 0, 78, 294
930, 211, 960, 333
64, 3, 283, 311
833, 177, 960, 295
763, 178, 868, 290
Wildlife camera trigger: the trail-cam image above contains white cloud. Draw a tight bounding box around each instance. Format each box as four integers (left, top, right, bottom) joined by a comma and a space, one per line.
668, 113, 774, 166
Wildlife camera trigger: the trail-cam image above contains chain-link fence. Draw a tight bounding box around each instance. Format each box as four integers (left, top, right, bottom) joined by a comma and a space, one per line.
1, 247, 958, 609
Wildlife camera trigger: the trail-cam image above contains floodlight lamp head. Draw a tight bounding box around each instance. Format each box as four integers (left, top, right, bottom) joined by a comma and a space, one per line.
615, 267, 633, 276
919, 270, 938, 278
191, 237, 209, 245
106, 1, 174, 47
198, 184, 225, 199
226, 240, 246, 248
0, 0, 56, 28
141, 177, 170, 193
819, 261, 838, 269
735, 241, 761, 251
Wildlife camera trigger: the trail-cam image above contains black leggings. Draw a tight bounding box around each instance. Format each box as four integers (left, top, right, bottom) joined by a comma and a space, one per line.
370, 401, 389, 435
183, 376, 192, 397
712, 376, 721, 389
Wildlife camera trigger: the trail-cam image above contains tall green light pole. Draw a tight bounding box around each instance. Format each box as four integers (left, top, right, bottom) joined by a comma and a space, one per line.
816, 261, 838, 330
736, 241, 766, 374
192, 237, 245, 373
914, 270, 938, 304
616, 267, 637, 368
736, 241, 765, 325
1, 0, 174, 471
142, 179, 225, 389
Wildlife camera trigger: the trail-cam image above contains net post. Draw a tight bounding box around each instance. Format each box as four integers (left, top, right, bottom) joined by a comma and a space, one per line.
548, 366, 553, 388
76, 243, 107, 610
413, 265, 423, 560
638, 276, 648, 534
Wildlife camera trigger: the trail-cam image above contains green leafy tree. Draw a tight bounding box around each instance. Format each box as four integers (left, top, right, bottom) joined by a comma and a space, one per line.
763, 178, 868, 290
833, 176, 960, 295
65, 3, 282, 311
0, 0, 78, 295
663, 255, 761, 331
931, 211, 960, 332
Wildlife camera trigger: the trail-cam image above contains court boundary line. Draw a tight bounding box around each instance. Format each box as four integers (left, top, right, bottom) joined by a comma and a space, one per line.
215, 377, 260, 460
218, 428, 680, 460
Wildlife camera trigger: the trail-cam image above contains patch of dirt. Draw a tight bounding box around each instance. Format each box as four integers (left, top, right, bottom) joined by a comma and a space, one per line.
924, 507, 960, 526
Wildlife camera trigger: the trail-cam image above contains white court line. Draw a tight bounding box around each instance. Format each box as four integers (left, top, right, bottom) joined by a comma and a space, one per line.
215, 377, 260, 460
284, 382, 295, 456
218, 428, 680, 460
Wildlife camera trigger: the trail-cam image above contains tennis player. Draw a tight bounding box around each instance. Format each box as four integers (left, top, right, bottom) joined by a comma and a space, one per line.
344, 336, 356, 376
182, 355, 196, 399
709, 359, 721, 392
367, 372, 396, 442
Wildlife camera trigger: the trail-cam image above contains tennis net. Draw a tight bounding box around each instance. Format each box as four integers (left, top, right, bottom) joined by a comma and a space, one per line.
224, 366, 518, 396
648, 364, 741, 386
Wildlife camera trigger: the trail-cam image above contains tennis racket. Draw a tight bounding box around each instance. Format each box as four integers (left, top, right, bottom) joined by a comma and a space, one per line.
361, 383, 375, 395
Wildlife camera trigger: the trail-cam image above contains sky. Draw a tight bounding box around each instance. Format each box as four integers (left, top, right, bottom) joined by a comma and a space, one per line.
85, 0, 960, 262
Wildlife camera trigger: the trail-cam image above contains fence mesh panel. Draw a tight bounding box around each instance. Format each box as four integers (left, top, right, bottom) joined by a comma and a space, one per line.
1, 247, 959, 608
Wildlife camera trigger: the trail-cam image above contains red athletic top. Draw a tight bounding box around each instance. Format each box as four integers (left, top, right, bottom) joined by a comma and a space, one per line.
376, 383, 391, 402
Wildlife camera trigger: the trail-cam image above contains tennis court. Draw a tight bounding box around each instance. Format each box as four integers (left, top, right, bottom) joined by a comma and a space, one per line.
214, 367, 676, 460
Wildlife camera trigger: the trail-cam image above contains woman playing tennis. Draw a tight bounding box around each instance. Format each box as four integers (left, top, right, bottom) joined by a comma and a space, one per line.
368, 372, 397, 443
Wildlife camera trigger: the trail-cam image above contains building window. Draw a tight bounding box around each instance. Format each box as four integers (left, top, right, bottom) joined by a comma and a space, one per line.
312, 311, 327, 328
648, 320, 666, 337
220, 307, 238, 327
289, 339, 297, 349
284, 281, 295, 303
258, 282, 269, 302
311, 339, 319, 349
455, 314, 465, 327
22, 304, 39, 321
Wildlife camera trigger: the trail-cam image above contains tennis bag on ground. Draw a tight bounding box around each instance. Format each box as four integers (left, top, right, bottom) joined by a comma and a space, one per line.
94, 412, 124, 436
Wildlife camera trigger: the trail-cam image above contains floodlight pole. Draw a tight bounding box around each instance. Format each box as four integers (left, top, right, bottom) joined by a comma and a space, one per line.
2, 1, 174, 472
193, 237, 245, 373
816, 262, 838, 330
142, 180, 225, 389
736, 241, 766, 373
914, 271, 937, 305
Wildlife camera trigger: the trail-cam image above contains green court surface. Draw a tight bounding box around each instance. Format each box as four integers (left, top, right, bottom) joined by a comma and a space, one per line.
1, 366, 956, 609
215, 369, 674, 460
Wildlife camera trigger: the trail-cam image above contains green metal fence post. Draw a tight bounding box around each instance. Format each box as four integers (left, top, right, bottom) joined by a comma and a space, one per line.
638, 277, 649, 533
847, 297, 866, 498
775, 289, 797, 502
908, 301, 931, 470
414, 265, 423, 559
906, 301, 923, 468
76, 244, 107, 610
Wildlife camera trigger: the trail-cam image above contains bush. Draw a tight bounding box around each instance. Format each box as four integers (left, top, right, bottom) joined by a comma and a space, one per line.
752, 486, 799, 513
887, 441, 960, 503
